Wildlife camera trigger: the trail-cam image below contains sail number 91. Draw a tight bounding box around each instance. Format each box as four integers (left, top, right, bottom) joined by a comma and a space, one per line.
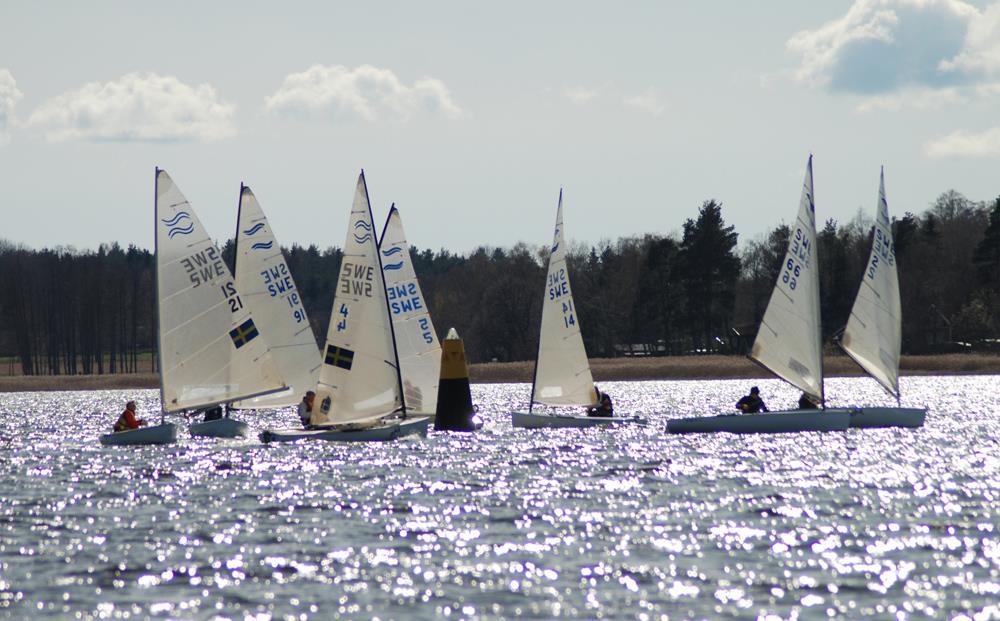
867, 228, 895, 279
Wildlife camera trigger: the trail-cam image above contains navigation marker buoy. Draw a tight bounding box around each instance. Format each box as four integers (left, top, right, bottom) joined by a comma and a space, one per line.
434, 328, 479, 431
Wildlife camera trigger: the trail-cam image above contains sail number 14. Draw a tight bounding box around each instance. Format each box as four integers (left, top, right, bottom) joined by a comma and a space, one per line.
548, 268, 576, 328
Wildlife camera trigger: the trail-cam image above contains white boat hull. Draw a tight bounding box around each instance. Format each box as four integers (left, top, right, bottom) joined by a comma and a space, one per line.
100, 423, 178, 446
849, 406, 926, 429
666, 409, 850, 434
259, 417, 429, 443
511, 411, 644, 429
189, 418, 250, 438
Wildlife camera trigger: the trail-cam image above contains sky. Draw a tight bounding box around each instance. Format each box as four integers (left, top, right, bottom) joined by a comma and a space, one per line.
1, 0, 999, 254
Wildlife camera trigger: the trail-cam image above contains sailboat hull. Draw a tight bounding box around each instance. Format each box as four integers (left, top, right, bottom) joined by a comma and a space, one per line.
511, 411, 644, 429
99, 423, 178, 446
189, 418, 250, 438
849, 406, 925, 429
666, 409, 850, 434
259, 416, 429, 443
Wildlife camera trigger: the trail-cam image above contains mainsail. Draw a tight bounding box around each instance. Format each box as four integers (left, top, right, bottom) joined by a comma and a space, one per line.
232, 185, 322, 409
312, 172, 402, 425
154, 169, 286, 413
749, 156, 824, 402
840, 168, 902, 398
379, 206, 442, 414
531, 190, 598, 407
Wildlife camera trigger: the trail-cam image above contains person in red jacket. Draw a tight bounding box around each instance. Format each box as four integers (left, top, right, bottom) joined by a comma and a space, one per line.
114, 400, 146, 432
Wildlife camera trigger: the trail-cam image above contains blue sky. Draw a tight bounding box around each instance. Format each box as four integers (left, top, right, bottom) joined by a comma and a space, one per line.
1, 1, 999, 254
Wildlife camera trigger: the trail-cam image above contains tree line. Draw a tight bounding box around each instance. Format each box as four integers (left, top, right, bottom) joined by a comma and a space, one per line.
1, 190, 998, 375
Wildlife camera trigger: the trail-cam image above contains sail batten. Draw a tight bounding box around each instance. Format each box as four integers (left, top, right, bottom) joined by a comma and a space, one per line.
532, 190, 598, 407
155, 169, 286, 413
840, 169, 901, 398
231, 186, 322, 409
749, 156, 824, 402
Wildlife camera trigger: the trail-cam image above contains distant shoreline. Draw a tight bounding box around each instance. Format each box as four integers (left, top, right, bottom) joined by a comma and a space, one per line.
1, 353, 998, 392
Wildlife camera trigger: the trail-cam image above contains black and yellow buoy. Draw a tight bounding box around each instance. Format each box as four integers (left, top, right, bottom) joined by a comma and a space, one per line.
434, 328, 478, 431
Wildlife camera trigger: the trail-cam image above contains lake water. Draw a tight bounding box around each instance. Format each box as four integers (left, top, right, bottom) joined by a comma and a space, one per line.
1, 376, 998, 620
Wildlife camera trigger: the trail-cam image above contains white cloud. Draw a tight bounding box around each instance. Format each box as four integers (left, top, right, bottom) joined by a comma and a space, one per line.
854, 85, 966, 111
941, 2, 1000, 75
264, 64, 462, 122
787, 0, 992, 95
924, 126, 1000, 157
0, 69, 23, 144
563, 86, 599, 105
623, 93, 665, 117
27, 73, 235, 142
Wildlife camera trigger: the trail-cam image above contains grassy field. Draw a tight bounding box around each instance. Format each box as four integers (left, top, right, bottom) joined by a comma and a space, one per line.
1, 353, 998, 392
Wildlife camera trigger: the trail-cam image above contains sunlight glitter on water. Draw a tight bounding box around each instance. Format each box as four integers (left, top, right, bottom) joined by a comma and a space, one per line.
0, 376, 998, 619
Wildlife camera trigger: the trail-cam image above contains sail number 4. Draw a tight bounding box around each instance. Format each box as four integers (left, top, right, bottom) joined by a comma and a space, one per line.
336, 303, 349, 332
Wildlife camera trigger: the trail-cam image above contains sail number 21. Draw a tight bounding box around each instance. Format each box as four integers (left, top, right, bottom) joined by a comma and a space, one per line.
221, 282, 244, 313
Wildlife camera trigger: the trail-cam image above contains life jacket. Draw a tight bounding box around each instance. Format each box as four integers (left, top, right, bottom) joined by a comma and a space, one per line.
114, 409, 137, 432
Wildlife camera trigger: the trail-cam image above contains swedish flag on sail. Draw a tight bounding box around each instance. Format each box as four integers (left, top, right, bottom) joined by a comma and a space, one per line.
325, 344, 354, 370
229, 318, 259, 349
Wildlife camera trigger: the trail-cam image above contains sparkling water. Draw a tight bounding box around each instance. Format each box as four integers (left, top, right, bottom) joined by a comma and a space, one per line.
1, 376, 997, 619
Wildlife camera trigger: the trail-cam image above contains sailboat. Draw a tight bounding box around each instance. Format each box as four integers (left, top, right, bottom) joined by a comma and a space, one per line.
667, 156, 850, 434
101, 169, 288, 445
511, 190, 643, 429
379, 205, 442, 417
259, 172, 429, 442
230, 184, 322, 410
839, 169, 926, 428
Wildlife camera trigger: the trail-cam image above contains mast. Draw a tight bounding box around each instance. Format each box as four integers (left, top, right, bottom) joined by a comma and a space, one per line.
367, 181, 407, 416
154, 167, 165, 425
813, 156, 826, 409
227, 182, 245, 418
233, 183, 244, 286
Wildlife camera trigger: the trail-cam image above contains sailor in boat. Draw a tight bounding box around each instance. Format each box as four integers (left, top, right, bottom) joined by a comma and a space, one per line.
735, 386, 768, 414
587, 385, 614, 417
113, 400, 146, 432
298, 390, 316, 427
203, 406, 224, 421
797, 392, 819, 410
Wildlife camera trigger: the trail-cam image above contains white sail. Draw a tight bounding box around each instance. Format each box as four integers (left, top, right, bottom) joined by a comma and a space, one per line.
840, 168, 902, 398
379, 206, 442, 414
231, 185, 322, 409
532, 190, 598, 406
749, 156, 824, 402
155, 169, 286, 413
312, 172, 401, 425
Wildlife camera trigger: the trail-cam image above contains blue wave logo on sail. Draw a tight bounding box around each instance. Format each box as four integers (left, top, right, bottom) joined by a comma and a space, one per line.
353, 220, 373, 243
381, 247, 403, 257
243, 223, 266, 236
251, 241, 273, 251
383, 261, 404, 270
162, 211, 194, 238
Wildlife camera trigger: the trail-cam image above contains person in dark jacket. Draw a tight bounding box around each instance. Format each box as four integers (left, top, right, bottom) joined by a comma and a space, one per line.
736, 386, 768, 413
798, 392, 819, 409
587, 390, 614, 417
